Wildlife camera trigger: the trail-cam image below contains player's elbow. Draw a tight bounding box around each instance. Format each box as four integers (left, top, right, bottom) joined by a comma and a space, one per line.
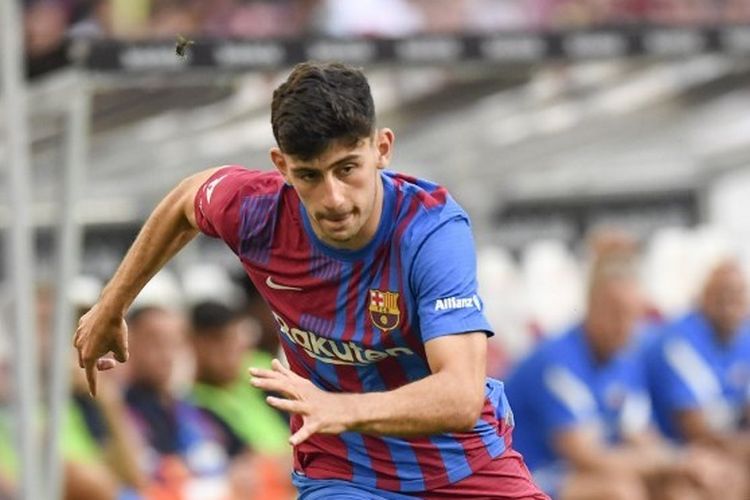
448, 394, 484, 432
453, 414, 478, 433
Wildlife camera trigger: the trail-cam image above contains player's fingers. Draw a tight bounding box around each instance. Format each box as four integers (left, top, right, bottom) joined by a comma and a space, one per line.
271, 358, 292, 376
250, 376, 293, 396
289, 424, 316, 446
248, 367, 277, 379
84, 361, 98, 397
96, 358, 117, 371
270, 360, 307, 383
113, 333, 129, 363
76, 345, 84, 369
266, 395, 305, 414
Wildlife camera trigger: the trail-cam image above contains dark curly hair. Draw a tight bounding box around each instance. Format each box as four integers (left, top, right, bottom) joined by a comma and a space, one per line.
271, 61, 376, 161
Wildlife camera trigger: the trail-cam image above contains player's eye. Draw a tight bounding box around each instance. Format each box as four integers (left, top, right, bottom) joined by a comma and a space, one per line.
296, 171, 319, 183
338, 164, 357, 176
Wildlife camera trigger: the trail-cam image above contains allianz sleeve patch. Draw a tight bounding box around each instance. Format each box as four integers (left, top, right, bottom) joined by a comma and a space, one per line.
434, 294, 482, 312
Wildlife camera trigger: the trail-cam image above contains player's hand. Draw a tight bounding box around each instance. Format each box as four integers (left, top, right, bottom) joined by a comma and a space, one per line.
72, 303, 129, 397
249, 359, 348, 446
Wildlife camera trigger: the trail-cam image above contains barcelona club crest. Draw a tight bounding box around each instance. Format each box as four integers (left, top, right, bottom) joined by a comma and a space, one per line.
369, 289, 400, 332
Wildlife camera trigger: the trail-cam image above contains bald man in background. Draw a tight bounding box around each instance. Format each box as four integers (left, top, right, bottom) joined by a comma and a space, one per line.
644, 259, 750, 484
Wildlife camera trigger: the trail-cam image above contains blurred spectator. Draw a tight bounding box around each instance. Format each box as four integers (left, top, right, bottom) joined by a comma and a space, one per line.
505, 253, 735, 500
724, 0, 750, 22
647, 0, 719, 25
107, 0, 147, 38
188, 301, 293, 499
65, 283, 147, 499
23, 0, 101, 77
465, 0, 531, 31
409, 0, 465, 34
24, 1, 68, 59
64, 367, 146, 500
68, 0, 114, 38
219, 0, 315, 39
189, 301, 289, 456
147, 0, 198, 39
643, 259, 750, 469
0, 283, 146, 500
123, 305, 235, 498
313, 0, 423, 38
61, 296, 146, 499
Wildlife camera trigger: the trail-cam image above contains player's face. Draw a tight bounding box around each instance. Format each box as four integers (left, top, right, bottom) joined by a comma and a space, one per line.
271, 129, 394, 249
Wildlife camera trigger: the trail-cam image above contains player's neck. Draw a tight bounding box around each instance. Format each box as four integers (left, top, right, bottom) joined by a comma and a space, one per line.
355, 176, 385, 248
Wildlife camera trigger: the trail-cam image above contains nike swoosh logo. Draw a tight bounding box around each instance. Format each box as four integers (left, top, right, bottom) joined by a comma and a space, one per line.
265, 276, 303, 291
205, 174, 228, 204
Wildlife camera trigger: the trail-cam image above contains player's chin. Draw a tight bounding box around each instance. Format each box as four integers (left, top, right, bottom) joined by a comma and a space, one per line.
324, 229, 355, 243
321, 221, 357, 241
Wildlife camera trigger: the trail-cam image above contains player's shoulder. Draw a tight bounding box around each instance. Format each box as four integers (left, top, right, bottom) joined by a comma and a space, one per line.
385, 170, 469, 245
386, 170, 465, 218
209, 165, 285, 195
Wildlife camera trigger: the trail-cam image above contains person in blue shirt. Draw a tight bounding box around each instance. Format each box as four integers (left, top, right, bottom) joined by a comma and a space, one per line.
644, 258, 750, 479
506, 252, 731, 500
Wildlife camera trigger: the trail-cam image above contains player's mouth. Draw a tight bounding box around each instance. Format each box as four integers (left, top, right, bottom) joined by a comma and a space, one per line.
320, 212, 352, 224
319, 213, 355, 235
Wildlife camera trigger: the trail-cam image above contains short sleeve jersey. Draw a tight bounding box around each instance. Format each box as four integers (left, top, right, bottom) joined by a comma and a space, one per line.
194, 166, 510, 493
504, 326, 651, 471
644, 311, 750, 441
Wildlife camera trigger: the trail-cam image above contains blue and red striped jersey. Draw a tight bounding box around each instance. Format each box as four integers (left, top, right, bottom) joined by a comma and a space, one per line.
194, 166, 513, 492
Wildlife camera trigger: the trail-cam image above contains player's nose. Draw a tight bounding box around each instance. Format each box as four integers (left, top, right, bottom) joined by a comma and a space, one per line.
320, 176, 347, 212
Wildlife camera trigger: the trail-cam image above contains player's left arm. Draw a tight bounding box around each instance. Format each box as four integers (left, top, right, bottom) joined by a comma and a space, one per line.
351, 330, 488, 435
250, 332, 487, 445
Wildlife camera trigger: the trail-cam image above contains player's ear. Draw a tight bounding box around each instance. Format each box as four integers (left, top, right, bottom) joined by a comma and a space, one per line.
375, 129, 394, 170
270, 147, 291, 183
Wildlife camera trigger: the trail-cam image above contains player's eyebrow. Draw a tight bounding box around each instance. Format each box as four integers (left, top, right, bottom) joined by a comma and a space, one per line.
291, 154, 361, 172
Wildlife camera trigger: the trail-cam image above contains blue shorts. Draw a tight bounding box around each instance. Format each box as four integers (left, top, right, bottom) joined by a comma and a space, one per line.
293, 472, 416, 500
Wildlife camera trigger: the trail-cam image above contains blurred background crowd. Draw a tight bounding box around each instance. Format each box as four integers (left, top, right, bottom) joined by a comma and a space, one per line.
4, 0, 750, 499
23, 0, 750, 75
1, 270, 296, 500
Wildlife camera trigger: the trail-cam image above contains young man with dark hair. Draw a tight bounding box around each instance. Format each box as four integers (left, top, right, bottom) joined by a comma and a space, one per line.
74, 62, 546, 499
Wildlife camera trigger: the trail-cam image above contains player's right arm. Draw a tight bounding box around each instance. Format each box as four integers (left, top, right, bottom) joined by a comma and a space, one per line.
73, 167, 222, 396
